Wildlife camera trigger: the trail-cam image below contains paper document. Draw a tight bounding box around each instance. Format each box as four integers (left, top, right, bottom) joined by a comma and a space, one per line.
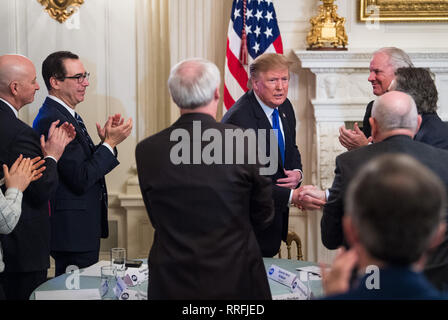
296, 266, 322, 276
35, 289, 101, 300
298, 271, 321, 281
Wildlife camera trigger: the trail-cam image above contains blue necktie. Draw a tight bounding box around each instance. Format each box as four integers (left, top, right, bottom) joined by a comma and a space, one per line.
272, 108, 285, 166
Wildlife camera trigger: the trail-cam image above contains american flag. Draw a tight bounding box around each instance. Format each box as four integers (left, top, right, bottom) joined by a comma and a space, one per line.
224, 0, 283, 112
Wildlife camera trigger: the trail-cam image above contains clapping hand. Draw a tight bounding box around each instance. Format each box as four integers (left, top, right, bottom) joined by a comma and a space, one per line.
40, 120, 76, 161
321, 248, 358, 296
3, 154, 46, 192
338, 123, 372, 151
96, 113, 124, 142
103, 115, 133, 149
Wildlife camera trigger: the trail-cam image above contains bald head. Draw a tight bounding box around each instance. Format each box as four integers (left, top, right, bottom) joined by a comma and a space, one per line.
370, 91, 419, 141
0, 54, 40, 110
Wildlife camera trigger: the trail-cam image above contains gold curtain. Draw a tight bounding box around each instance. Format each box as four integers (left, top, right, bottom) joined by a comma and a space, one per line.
136, 0, 171, 141
136, 0, 233, 140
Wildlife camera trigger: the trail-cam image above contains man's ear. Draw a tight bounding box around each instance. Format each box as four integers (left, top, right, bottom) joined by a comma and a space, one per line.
415, 115, 422, 134
214, 87, 220, 101
428, 222, 447, 250
251, 78, 258, 92
49, 77, 60, 90
8, 81, 19, 96
343, 215, 359, 247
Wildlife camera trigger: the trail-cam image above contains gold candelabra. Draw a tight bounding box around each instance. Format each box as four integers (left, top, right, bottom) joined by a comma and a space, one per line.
306, 0, 348, 50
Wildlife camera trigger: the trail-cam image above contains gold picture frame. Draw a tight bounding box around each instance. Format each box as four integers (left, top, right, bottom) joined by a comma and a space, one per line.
359, 0, 448, 22
37, 0, 84, 23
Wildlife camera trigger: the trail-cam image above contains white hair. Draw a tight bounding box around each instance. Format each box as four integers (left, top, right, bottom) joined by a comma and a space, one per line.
168, 58, 220, 110
374, 47, 414, 70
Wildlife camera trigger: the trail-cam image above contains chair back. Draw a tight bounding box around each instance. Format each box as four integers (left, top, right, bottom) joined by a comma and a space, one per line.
278, 231, 304, 260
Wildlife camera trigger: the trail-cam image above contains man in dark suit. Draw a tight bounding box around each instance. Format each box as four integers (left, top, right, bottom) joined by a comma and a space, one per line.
33, 51, 132, 277
322, 91, 448, 291
135, 58, 274, 299
323, 154, 447, 299
222, 53, 317, 257
0, 54, 75, 299
394, 67, 448, 151
338, 47, 413, 150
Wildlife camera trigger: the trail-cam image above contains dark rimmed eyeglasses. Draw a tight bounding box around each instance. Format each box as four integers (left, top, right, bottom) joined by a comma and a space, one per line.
61, 72, 90, 83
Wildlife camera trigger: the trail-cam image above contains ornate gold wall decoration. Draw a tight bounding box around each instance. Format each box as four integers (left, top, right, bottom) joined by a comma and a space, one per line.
37, 0, 84, 23
359, 0, 448, 22
306, 0, 348, 50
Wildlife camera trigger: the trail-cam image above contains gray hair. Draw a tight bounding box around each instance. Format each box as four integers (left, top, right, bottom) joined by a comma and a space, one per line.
168, 58, 220, 110
372, 91, 418, 133
394, 67, 438, 114
345, 154, 446, 265
374, 47, 414, 70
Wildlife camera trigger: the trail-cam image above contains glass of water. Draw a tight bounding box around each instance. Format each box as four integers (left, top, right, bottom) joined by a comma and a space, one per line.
111, 247, 126, 278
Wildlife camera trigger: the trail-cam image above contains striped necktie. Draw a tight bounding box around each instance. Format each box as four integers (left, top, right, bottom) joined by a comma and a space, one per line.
272, 108, 285, 166
75, 112, 108, 210
75, 112, 95, 151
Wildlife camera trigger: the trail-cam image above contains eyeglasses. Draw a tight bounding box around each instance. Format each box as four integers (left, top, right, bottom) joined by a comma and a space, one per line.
62, 72, 90, 83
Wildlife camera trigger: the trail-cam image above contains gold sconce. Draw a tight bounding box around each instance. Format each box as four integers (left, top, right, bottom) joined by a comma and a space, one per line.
37, 0, 84, 23
306, 0, 348, 50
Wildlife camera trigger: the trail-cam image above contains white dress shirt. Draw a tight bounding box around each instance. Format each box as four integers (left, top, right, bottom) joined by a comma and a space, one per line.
253, 92, 303, 206
48, 95, 114, 155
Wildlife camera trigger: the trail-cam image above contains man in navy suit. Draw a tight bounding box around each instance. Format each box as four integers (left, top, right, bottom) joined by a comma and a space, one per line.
394, 67, 448, 151
0, 54, 75, 299
323, 154, 447, 299
33, 51, 132, 277
316, 91, 448, 292
222, 53, 322, 257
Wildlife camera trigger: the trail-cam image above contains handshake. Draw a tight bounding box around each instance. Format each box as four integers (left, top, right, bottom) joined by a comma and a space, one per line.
291, 185, 326, 210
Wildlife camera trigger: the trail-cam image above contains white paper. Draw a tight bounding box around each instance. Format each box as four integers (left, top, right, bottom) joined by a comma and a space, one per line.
272, 292, 307, 300
35, 289, 101, 300
298, 271, 321, 281
296, 265, 322, 275
80, 260, 111, 277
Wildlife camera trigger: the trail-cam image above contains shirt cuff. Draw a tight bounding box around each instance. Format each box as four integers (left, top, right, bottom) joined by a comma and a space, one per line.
44, 156, 57, 163
288, 189, 293, 207
325, 189, 330, 201
102, 142, 115, 155
5, 187, 22, 199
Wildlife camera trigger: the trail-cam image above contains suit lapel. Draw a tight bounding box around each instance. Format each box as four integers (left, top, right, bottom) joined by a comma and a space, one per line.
43, 97, 94, 153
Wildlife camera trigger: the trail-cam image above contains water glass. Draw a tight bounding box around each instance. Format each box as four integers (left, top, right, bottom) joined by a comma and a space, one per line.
100, 265, 117, 300
111, 247, 126, 277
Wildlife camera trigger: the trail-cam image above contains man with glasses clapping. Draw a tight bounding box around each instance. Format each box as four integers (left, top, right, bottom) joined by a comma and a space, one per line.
33, 51, 133, 277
